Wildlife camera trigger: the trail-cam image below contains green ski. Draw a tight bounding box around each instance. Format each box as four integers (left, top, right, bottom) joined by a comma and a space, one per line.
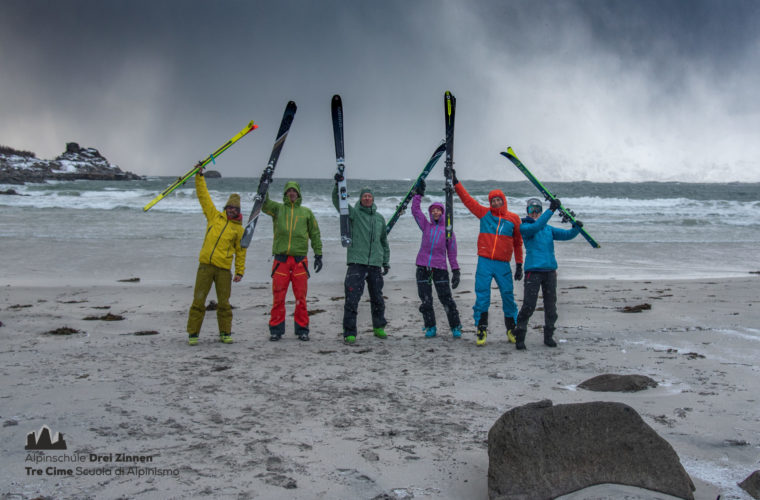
143, 120, 258, 211
501, 147, 600, 248
386, 140, 446, 235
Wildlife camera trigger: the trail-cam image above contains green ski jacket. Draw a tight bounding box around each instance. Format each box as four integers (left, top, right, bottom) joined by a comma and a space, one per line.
263, 181, 322, 257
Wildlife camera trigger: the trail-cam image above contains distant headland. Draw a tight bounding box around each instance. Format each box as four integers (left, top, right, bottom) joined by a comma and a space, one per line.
0, 143, 142, 185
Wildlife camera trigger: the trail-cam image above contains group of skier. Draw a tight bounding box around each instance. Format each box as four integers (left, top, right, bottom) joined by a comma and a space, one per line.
185, 165, 582, 349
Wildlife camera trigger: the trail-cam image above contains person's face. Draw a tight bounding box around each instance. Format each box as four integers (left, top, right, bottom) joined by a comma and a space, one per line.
430, 206, 443, 221
528, 205, 542, 220
225, 206, 240, 219
490, 196, 504, 209
286, 188, 298, 203
361, 192, 374, 207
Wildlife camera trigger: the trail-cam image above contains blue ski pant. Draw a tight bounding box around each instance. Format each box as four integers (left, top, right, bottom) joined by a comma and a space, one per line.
473, 256, 518, 326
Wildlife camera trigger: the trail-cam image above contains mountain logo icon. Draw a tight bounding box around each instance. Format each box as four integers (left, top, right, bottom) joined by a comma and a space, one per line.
25, 425, 67, 450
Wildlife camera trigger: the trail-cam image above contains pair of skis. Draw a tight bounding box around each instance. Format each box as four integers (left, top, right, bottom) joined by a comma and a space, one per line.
501, 148, 600, 248
386, 91, 456, 237
240, 101, 298, 248
143, 120, 258, 212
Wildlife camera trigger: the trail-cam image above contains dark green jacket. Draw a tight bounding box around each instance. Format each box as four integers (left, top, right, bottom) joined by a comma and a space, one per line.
263, 181, 322, 257
332, 184, 390, 267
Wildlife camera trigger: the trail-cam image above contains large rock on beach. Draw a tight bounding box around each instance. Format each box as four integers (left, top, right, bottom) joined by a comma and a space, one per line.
740, 470, 760, 499
0, 143, 141, 184
487, 400, 695, 500
578, 373, 658, 392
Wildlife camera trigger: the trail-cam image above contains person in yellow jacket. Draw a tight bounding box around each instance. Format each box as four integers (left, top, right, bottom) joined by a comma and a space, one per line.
186, 170, 247, 345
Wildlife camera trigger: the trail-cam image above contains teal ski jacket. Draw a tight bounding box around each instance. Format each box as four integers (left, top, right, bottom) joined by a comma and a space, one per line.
520, 209, 579, 271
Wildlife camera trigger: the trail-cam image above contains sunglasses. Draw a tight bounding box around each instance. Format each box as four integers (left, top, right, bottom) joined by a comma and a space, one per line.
528, 206, 543, 214
225, 206, 240, 212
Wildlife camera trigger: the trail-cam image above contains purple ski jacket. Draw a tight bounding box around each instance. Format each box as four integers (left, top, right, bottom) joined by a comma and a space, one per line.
412, 194, 459, 271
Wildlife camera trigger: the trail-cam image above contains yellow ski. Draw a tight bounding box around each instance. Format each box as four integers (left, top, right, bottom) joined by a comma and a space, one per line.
143, 120, 258, 211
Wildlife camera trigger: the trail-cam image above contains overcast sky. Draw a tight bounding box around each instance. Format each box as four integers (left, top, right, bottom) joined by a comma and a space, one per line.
2, 0, 759, 181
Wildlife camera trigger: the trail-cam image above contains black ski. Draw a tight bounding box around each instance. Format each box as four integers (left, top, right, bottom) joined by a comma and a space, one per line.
240, 101, 297, 248
443, 91, 456, 241
332, 94, 351, 247
386, 141, 446, 235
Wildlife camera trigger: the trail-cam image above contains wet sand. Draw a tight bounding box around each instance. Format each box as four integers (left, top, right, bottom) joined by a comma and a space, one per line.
1, 266, 758, 499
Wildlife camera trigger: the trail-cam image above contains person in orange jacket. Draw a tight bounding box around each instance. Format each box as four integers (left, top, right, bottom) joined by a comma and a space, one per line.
452, 168, 523, 346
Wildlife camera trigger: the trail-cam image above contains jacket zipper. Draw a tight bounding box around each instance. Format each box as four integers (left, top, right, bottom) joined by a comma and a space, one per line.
286, 201, 296, 254
428, 222, 440, 267
367, 208, 375, 265
209, 219, 229, 264
491, 216, 502, 259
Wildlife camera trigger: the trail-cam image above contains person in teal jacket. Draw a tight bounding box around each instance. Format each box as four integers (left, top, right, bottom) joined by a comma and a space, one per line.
513, 197, 581, 350
332, 174, 390, 344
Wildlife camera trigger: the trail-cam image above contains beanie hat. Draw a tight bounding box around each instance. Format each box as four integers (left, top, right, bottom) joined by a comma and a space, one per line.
359, 187, 373, 197
225, 193, 241, 209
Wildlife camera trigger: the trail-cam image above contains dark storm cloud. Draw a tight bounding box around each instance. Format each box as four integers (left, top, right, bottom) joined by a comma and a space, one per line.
1, 0, 759, 181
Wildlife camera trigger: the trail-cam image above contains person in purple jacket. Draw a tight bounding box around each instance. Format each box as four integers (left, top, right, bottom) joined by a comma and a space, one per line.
411, 180, 463, 338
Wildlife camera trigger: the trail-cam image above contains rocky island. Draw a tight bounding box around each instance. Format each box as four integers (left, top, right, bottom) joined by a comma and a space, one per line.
0, 143, 142, 185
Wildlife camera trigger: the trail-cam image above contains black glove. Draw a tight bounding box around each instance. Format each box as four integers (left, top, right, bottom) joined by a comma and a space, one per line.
451, 167, 459, 185
314, 255, 323, 273
514, 263, 523, 281
549, 198, 561, 212
415, 179, 426, 196
382, 264, 390, 276
334, 172, 344, 183
574, 220, 584, 228
451, 269, 460, 289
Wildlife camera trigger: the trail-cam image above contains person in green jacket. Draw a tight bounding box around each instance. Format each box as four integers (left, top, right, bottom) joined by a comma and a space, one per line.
262, 181, 323, 341
332, 174, 390, 344
187, 170, 247, 346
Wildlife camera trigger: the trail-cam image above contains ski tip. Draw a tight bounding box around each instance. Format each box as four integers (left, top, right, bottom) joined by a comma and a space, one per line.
501, 147, 517, 160
332, 94, 341, 101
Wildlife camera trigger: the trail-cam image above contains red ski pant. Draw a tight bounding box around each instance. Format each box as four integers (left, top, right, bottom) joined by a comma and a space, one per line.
270, 256, 309, 330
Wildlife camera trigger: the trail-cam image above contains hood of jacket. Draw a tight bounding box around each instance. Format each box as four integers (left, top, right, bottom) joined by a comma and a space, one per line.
428, 201, 445, 224
282, 181, 302, 206
488, 189, 508, 217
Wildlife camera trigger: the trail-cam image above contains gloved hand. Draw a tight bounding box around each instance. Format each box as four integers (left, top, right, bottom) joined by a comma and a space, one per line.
451, 167, 459, 185
334, 172, 344, 183
415, 179, 426, 196
451, 269, 460, 289
314, 255, 323, 273
514, 263, 523, 281
382, 264, 390, 276
574, 220, 584, 228
549, 198, 561, 211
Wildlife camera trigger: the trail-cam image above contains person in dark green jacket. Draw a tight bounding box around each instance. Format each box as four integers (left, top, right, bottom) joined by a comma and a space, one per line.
262, 181, 322, 341
332, 174, 390, 344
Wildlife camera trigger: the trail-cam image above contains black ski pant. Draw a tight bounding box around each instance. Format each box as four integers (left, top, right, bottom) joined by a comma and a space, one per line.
514, 270, 558, 342
343, 263, 387, 337
416, 266, 461, 329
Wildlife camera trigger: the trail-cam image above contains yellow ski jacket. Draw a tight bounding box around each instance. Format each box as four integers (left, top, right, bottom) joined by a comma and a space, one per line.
195, 174, 246, 276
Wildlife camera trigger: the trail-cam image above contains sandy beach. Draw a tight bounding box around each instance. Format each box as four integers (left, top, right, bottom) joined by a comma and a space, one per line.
1, 243, 758, 499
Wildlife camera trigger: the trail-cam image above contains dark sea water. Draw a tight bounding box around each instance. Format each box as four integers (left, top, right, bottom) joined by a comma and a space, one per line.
1, 177, 759, 283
